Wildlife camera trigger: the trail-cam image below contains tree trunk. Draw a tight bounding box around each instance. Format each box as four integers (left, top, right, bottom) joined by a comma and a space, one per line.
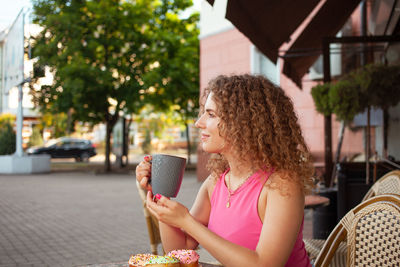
383, 108, 389, 158
324, 115, 333, 187
66, 108, 72, 135
185, 122, 191, 165
104, 113, 119, 172
117, 118, 127, 168
105, 120, 112, 172
330, 121, 345, 187
365, 106, 371, 184
124, 118, 132, 167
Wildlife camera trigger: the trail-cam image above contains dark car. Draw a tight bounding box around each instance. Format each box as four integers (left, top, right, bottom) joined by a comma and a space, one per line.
27, 137, 97, 162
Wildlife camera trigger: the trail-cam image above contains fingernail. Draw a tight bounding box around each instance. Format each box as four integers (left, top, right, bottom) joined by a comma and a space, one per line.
144, 156, 150, 160
155, 194, 161, 200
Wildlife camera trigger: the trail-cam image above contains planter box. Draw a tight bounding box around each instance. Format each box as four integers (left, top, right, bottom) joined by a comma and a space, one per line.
337, 162, 395, 219
312, 187, 338, 239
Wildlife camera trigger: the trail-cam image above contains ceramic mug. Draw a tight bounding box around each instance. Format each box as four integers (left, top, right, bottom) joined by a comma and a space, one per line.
151, 154, 186, 198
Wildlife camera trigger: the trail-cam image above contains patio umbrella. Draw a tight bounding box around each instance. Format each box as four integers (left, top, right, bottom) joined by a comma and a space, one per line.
206, 0, 320, 63
206, 0, 361, 87
282, 0, 362, 88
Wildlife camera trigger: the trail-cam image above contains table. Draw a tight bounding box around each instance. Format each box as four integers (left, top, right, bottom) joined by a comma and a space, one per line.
305, 195, 330, 209
78, 261, 222, 267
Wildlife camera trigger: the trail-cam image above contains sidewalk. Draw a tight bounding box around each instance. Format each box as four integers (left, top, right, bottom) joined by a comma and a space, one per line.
0, 165, 313, 267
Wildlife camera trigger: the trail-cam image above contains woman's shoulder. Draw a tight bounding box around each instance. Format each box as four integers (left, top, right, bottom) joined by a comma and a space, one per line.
267, 169, 301, 183
265, 170, 304, 197
202, 174, 221, 199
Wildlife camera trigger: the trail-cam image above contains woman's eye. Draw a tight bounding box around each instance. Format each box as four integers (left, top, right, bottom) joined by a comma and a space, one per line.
208, 112, 215, 118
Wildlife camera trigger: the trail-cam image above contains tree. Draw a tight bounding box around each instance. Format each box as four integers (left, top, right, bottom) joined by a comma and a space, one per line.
31, 0, 199, 171
141, 2, 199, 163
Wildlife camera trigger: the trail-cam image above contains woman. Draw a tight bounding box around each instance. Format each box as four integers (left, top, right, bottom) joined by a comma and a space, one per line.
136, 74, 314, 267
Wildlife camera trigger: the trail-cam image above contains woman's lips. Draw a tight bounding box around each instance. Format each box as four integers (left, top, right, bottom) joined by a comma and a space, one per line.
201, 134, 209, 141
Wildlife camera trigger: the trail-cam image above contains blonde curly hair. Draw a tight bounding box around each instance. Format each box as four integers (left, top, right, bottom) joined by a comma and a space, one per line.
201, 74, 314, 194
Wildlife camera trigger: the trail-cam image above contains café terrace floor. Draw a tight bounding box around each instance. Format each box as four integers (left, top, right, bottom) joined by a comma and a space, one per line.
0, 160, 313, 267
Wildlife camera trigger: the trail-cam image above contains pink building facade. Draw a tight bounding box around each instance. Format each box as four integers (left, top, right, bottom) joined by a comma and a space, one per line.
197, 3, 366, 181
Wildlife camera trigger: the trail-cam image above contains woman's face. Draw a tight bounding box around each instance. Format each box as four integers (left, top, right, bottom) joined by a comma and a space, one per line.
195, 92, 226, 153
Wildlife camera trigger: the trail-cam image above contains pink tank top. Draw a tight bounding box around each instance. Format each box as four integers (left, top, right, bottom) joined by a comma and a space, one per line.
208, 170, 310, 267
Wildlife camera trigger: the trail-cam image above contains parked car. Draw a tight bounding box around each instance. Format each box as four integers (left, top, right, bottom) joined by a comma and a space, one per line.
27, 137, 97, 162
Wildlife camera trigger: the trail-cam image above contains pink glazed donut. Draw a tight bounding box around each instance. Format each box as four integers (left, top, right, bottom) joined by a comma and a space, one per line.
167, 249, 200, 267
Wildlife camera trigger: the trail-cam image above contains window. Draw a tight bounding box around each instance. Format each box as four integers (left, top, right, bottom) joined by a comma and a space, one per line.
251, 46, 279, 85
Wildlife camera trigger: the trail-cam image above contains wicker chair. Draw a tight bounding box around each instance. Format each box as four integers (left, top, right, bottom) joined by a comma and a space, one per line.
136, 180, 162, 255
362, 170, 400, 201
315, 194, 400, 267
305, 170, 400, 265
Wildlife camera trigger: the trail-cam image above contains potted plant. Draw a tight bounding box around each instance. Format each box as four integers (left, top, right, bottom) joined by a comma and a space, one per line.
310, 63, 400, 237
310, 83, 338, 239
335, 64, 400, 218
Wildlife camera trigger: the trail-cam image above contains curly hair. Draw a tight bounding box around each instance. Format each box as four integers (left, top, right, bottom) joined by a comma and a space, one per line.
201, 74, 314, 194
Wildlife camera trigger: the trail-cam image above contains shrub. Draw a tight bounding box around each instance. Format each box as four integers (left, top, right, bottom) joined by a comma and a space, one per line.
28, 126, 44, 147
311, 83, 333, 116
0, 123, 16, 155
329, 79, 364, 122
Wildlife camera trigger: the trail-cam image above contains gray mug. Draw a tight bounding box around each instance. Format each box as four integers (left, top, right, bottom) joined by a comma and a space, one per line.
151, 154, 186, 198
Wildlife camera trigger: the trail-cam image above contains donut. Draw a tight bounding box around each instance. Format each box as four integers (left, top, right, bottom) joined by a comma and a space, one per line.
129, 254, 180, 267
166, 249, 200, 267
144, 255, 180, 267
128, 254, 156, 267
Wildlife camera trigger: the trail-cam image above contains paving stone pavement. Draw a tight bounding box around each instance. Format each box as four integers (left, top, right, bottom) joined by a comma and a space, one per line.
0, 169, 201, 267
0, 168, 313, 267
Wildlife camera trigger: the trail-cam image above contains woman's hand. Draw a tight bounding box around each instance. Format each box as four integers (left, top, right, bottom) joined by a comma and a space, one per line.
146, 191, 191, 229
135, 155, 152, 191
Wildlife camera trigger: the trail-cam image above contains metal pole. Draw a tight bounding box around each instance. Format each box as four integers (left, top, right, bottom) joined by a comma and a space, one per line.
360, 0, 370, 184
323, 38, 333, 187
15, 85, 24, 156
15, 11, 25, 157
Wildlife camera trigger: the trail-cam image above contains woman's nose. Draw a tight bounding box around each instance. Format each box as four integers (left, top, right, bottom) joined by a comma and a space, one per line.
195, 115, 204, 128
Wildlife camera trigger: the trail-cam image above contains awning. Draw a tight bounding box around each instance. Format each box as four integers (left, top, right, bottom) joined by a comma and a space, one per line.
282, 0, 362, 87
206, 0, 321, 63
206, 0, 362, 87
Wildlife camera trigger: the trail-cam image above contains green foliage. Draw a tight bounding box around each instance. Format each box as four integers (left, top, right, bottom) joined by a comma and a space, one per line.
0, 113, 16, 129
311, 64, 400, 122
28, 126, 44, 147
31, 0, 199, 122
140, 2, 200, 123
135, 104, 191, 143
359, 64, 400, 109
329, 79, 363, 122
311, 83, 332, 116
141, 129, 152, 154
31, 0, 155, 123
0, 123, 16, 155
38, 112, 71, 138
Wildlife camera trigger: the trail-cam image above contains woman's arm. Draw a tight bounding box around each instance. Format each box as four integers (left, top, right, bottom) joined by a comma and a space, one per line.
136, 156, 214, 251
152, 176, 213, 252
148, 172, 304, 267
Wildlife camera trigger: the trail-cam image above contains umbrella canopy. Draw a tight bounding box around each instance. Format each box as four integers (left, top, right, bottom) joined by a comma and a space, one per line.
282, 0, 362, 87
206, 0, 320, 63
206, 0, 362, 87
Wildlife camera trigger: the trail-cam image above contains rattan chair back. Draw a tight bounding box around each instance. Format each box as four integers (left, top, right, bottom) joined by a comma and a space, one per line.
135, 180, 162, 255
315, 194, 400, 267
362, 170, 400, 201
